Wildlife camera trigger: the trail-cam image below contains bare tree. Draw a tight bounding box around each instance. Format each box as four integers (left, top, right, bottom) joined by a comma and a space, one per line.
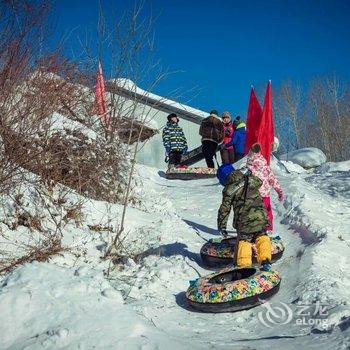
74, 3, 171, 260
274, 75, 350, 161
274, 80, 303, 153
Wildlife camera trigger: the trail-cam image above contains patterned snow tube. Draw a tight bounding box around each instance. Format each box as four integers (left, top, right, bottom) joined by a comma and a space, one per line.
165, 167, 217, 180
186, 267, 281, 312
200, 235, 284, 268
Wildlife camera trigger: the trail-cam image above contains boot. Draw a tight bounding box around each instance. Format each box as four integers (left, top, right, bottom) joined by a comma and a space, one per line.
237, 240, 252, 267
255, 235, 272, 263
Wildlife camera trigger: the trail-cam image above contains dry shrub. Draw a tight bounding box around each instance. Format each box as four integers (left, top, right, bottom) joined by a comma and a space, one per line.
0, 237, 65, 275
12, 127, 130, 202
88, 224, 113, 232
0, 182, 86, 276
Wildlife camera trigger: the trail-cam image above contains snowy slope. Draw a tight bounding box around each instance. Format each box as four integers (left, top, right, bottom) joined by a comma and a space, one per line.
0, 160, 350, 349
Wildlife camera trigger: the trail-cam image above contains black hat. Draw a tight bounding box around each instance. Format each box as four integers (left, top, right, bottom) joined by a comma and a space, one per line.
233, 116, 241, 127
167, 113, 178, 122
210, 110, 219, 116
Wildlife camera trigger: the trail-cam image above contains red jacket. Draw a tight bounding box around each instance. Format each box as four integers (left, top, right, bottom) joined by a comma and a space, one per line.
223, 122, 234, 150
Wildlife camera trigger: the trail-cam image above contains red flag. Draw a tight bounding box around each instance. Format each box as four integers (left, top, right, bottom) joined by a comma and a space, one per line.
257, 81, 274, 164
95, 61, 109, 125
245, 87, 263, 154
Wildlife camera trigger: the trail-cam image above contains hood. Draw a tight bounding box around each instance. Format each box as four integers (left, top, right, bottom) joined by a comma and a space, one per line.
235, 121, 246, 129
247, 152, 267, 172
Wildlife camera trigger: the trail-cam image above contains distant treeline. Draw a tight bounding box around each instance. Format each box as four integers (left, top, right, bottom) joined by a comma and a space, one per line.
272, 76, 350, 162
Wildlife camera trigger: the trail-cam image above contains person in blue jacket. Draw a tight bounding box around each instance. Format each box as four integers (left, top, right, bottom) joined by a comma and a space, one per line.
224, 116, 246, 161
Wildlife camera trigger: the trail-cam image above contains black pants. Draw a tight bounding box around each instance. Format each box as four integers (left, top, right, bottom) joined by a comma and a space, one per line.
202, 140, 218, 168
235, 152, 245, 161
168, 151, 182, 166
220, 149, 235, 164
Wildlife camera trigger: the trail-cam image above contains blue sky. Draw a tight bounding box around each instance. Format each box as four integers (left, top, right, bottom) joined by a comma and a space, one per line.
51, 0, 350, 117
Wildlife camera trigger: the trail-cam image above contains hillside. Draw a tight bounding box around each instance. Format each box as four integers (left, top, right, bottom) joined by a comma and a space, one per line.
0, 158, 349, 349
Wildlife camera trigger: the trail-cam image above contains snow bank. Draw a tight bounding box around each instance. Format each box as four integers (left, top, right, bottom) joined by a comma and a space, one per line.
315, 160, 350, 173
280, 148, 327, 168
278, 168, 350, 332
0, 262, 190, 350
279, 160, 307, 174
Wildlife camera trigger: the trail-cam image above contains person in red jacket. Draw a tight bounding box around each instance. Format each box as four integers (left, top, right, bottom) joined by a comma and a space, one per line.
220, 111, 235, 164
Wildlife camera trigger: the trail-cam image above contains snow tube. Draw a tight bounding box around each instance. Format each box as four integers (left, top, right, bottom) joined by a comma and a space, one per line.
200, 235, 284, 268
186, 267, 281, 312
165, 167, 217, 180
179, 145, 204, 166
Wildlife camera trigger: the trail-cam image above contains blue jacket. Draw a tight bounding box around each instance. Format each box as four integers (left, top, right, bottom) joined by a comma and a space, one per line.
227, 122, 246, 154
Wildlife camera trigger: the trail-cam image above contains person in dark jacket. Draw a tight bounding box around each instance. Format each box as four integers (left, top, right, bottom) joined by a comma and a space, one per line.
199, 110, 224, 168
162, 113, 188, 167
217, 165, 272, 271
225, 116, 246, 161
220, 111, 235, 164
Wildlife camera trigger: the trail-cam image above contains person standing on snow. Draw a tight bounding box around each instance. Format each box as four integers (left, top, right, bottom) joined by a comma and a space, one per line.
162, 113, 188, 168
246, 143, 284, 231
220, 111, 235, 164
217, 164, 272, 271
199, 110, 224, 168
225, 116, 246, 161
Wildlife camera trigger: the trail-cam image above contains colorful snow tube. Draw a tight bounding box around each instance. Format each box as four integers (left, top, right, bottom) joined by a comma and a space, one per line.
186, 267, 281, 312
200, 235, 284, 268
165, 166, 217, 180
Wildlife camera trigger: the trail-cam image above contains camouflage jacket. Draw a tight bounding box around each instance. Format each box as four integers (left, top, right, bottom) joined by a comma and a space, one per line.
217, 170, 269, 234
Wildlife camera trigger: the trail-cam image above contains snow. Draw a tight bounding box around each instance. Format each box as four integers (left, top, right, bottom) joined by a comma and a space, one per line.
1, 158, 350, 349
272, 136, 280, 152
279, 160, 307, 174
0, 262, 191, 350
46, 112, 98, 140
315, 160, 350, 173
109, 79, 208, 119
280, 148, 327, 169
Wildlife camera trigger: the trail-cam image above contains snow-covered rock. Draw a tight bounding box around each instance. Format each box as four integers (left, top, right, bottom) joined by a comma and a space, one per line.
315, 160, 350, 173
279, 160, 307, 174
280, 148, 327, 168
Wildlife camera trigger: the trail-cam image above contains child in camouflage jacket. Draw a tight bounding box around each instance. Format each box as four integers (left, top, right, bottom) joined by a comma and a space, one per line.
217, 164, 272, 270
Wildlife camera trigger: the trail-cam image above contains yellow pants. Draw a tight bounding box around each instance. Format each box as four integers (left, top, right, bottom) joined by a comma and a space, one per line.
236, 235, 272, 267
